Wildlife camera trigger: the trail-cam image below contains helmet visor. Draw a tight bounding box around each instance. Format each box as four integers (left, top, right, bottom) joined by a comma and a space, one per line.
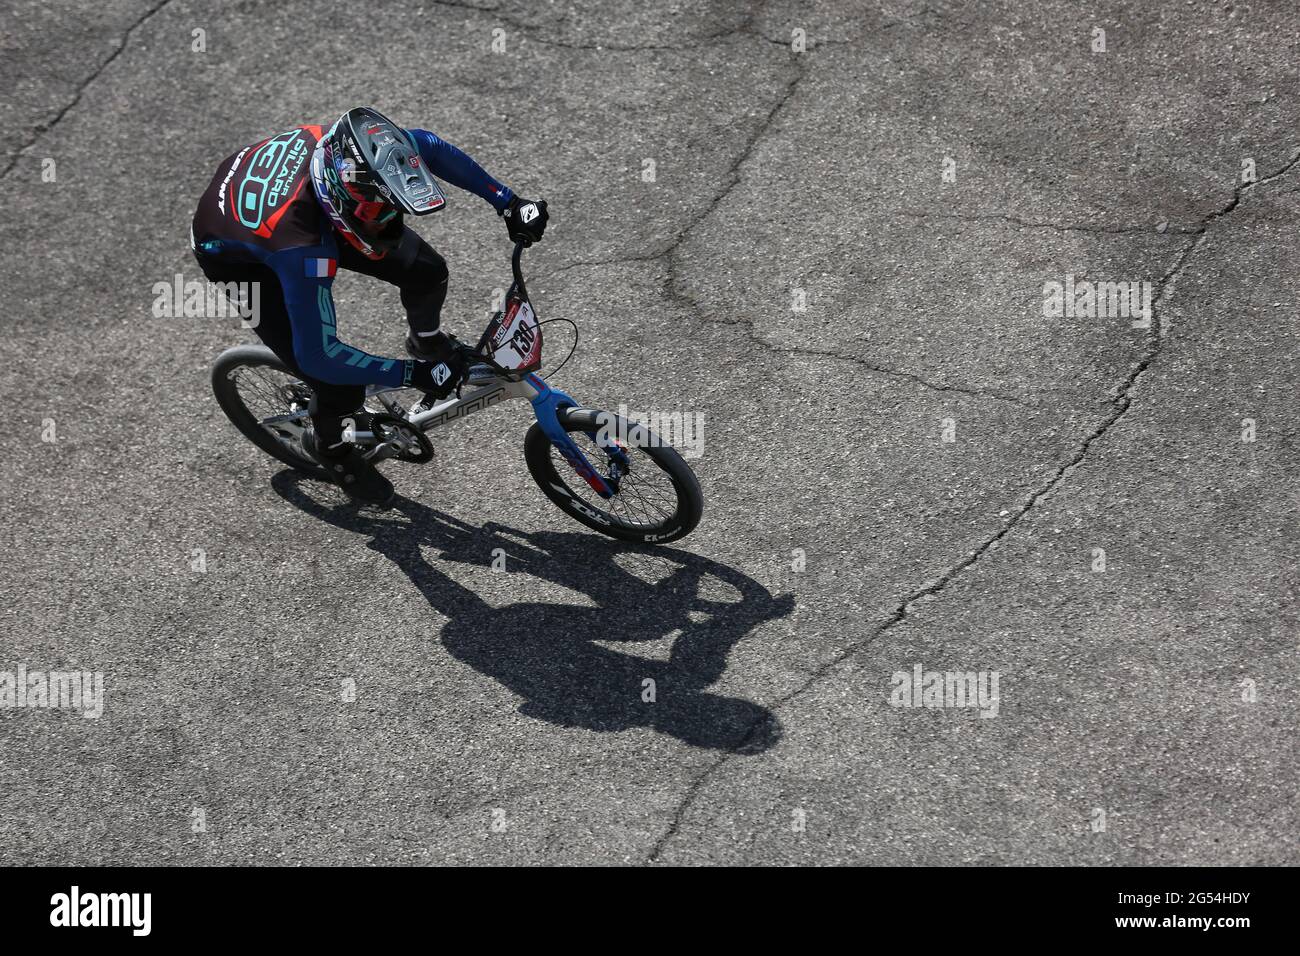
342, 107, 445, 215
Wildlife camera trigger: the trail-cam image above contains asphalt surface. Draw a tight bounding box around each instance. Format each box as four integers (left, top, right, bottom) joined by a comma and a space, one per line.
1, 0, 1297, 865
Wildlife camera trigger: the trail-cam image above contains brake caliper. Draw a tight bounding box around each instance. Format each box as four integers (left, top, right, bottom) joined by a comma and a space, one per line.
601, 439, 630, 494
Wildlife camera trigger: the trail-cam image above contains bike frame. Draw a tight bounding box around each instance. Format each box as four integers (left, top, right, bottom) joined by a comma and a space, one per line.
363, 242, 625, 499
371, 370, 525, 433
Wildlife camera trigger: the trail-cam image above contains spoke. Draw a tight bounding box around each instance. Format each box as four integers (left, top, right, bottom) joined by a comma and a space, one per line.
618, 462, 675, 510
625, 492, 657, 525
624, 472, 675, 510
236, 365, 304, 420
633, 483, 675, 520
621, 481, 669, 522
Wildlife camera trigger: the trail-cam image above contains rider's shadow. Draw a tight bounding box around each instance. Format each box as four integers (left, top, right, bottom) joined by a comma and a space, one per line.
271, 472, 793, 754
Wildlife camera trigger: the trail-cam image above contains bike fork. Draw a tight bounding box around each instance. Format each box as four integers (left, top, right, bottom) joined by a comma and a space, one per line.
523, 373, 624, 498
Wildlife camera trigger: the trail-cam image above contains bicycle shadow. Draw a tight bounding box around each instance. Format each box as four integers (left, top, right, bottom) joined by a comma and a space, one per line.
270, 471, 793, 754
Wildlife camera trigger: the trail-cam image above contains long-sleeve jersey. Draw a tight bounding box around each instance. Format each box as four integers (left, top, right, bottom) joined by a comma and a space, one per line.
191, 124, 513, 387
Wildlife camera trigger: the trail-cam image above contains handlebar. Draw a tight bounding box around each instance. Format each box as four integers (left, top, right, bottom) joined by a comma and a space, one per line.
511, 240, 529, 300
465, 240, 535, 375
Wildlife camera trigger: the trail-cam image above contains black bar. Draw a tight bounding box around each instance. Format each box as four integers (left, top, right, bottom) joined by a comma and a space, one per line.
0, 865, 1289, 942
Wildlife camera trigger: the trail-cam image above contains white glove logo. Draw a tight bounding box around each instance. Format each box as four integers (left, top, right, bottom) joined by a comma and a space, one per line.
519, 203, 539, 223
432, 363, 451, 386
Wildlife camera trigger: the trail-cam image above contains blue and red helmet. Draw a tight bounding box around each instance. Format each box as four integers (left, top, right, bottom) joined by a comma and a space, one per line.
310, 106, 445, 258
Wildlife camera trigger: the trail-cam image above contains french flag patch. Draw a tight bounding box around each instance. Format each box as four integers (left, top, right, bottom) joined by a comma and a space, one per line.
305, 257, 337, 278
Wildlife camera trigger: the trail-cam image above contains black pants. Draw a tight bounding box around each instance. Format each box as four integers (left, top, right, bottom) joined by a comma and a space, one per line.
198, 229, 448, 445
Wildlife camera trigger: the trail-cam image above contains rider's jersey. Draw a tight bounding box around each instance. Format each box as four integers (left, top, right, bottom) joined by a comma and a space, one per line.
191, 124, 513, 388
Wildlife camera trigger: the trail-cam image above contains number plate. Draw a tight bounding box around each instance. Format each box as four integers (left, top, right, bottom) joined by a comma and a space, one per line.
487, 297, 542, 372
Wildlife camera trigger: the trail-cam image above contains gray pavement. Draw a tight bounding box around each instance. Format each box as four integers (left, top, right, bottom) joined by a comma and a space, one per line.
0, 0, 1296, 865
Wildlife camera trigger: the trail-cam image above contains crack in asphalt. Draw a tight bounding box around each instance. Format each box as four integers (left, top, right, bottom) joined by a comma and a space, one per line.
691, 312, 1036, 406
1149, 148, 1300, 343
898, 209, 1201, 236
645, 150, 1300, 863
0, 0, 177, 183
652, 54, 1032, 405
548, 252, 1031, 405
545, 34, 1026, 405
545, 252, 667, 280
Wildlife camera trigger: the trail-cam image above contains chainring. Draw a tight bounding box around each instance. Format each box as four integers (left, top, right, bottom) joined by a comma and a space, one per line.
367, 413, 434, 463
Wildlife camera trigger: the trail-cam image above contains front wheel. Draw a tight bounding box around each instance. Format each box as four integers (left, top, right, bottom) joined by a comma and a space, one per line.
524, 408, 703, 543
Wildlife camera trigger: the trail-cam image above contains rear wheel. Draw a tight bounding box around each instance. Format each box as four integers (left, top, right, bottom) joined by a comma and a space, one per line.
211, 345, 330, 478
524, 408, 703, 543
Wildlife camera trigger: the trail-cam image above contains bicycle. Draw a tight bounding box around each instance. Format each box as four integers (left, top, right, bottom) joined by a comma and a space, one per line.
210, 241, 704, 543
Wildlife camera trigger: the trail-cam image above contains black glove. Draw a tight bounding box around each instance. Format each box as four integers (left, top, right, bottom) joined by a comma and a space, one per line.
500, 196, 548, 245
410, 349, 466, 400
